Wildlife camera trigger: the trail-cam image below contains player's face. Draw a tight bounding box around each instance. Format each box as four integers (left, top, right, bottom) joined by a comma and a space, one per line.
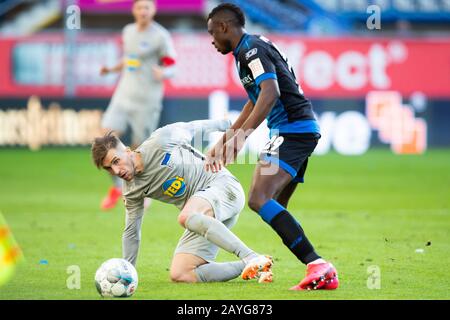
207, 19, 233, 55
102, 147, 135, 182
132, 0, 156, 25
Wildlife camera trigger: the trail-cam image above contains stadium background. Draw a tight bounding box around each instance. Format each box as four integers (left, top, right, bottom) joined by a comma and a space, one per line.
0, 0, 449, 300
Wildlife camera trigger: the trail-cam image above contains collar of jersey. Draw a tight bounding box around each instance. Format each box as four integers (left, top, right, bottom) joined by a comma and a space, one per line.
233, 33, 249, 57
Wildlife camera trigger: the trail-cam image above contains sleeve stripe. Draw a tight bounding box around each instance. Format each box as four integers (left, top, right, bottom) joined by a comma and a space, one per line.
255, 72, 277, 86
161, 152, 171, 165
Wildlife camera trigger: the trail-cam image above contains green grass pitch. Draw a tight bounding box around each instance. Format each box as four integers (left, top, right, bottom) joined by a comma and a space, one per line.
0, 147, 449, 300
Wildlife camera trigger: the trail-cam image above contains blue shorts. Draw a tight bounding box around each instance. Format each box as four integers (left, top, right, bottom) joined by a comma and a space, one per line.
259, 133, 320, 183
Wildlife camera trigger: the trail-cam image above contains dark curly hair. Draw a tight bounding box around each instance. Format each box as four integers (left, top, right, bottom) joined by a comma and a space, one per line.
207, 3, 245, 27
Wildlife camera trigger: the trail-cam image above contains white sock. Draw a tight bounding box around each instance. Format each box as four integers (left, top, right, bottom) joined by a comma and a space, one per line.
308, 258, 327, 265
195, 261, 245, 282
242, 252, 259, 265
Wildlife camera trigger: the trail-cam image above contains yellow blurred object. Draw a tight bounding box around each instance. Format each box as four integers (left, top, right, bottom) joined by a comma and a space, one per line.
125, 55, 141, 70
0, 213, 23, 287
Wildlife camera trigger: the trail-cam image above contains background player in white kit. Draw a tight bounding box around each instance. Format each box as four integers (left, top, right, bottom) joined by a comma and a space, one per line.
99, 0, 176, 210
91, 119, 273, 283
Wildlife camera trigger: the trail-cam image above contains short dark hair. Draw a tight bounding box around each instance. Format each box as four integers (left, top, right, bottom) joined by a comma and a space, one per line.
91, 131, 119, 169
207, 3, 245, 27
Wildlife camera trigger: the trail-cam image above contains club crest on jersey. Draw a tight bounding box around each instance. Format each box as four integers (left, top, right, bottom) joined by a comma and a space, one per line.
245, 48, 258, 60
162, 176, 186, 198
139, 41, 149, 50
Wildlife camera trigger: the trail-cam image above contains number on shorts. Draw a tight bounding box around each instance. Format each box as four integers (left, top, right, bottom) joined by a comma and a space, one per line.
261, 136, 284, 156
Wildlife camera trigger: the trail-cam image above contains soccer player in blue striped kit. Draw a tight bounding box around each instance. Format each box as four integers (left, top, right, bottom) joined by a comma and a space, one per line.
205, 3, 338, 290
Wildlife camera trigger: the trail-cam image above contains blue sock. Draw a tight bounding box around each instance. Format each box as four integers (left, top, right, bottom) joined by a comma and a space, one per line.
259, 199, 320, 265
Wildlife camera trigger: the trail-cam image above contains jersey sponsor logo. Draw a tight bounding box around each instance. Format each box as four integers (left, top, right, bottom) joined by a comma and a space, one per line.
248, 58, 265, 79
245, 48, 258, 60
162, 176, 186, 198
240, 74, 253, 86
125, 54, 141, 71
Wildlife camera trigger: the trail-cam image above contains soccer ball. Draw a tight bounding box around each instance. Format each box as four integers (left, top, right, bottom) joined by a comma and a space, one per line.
94, 258, 138, 298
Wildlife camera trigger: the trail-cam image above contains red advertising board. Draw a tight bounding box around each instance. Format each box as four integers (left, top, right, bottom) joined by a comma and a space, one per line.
0, 33, 449, 98
167, 34, 450, 98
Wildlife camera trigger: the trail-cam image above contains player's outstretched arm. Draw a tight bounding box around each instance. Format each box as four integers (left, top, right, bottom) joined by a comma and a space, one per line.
184, 119, 232, 137
157, 119, 232, 144
229, 99, 254, 132
100, 60, 125, 75
221, 79, 280, 164
153, 30, 177, 80
207, 80, 280, 169
204, 100, 253, 172
240, 79, 280, 133
122, 200, 144, 267
151, 119, 232, 156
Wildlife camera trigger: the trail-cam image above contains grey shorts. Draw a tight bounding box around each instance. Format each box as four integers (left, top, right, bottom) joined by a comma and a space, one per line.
173, 174, 246, 262
101, 101, 162, 145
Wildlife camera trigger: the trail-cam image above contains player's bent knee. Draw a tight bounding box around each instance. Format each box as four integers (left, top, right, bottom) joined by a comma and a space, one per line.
170, 270, 197, 283
247, 198, 259, 212
177, 212, 189, 228
248, 195, 269, 213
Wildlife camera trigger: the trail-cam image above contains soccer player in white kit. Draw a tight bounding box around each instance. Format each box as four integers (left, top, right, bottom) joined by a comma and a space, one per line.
91, 119, 273, 283
99, 0, 176, 210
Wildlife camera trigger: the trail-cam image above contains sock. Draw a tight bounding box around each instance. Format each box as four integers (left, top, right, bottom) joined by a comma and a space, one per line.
112, 175, 122, 189
185, 213, 255, 260
242, 252, 259, 265
308, 258, 327, 265
259, 199, 320, 265
194, 261, 245, 282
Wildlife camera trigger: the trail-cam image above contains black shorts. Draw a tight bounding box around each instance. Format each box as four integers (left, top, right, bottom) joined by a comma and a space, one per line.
259, 133, 320, 183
